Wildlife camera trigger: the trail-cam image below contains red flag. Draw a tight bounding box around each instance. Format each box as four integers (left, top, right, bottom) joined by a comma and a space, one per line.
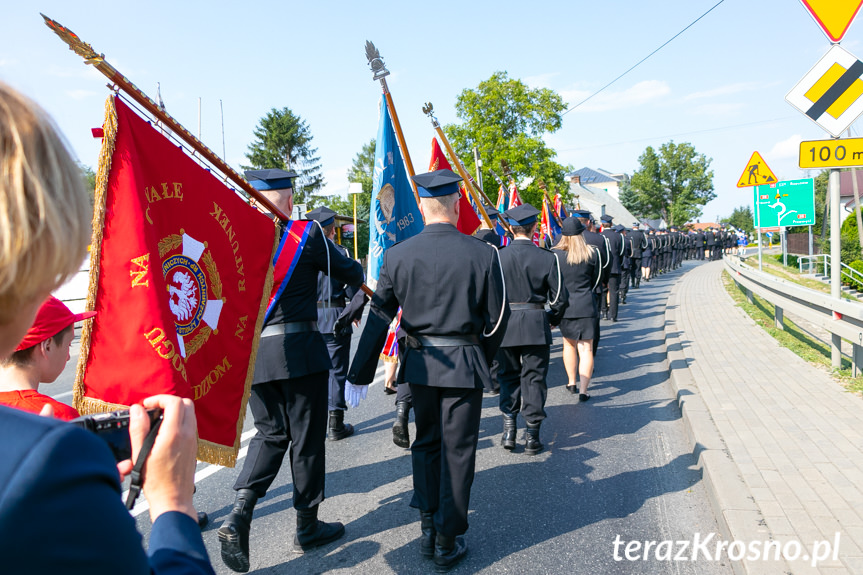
75, 97, 277, 465
428, 139, 481, 235
540, 197, 551, 244
508, 180, 523, 209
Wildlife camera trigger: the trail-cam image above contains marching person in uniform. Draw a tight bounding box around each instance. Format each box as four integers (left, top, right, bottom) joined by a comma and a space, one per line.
346, 169, 509, 572
497, 203, 568, 455
218, 170, 364, 573
572, 210, 608, 355
616, 224, 631, 305
554, 217, 600, 401
305, 206, 361, 441
600, 214, 623, 321
628, 223, 646, 289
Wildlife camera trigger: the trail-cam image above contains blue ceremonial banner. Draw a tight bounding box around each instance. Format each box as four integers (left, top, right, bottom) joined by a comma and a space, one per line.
367, 97, 423, 285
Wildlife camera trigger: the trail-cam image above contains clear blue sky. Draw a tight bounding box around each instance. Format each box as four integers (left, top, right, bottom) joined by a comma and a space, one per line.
2, 0, 859, 222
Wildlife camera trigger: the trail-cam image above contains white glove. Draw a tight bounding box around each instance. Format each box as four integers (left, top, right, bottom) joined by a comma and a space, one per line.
345, 382, 369, 408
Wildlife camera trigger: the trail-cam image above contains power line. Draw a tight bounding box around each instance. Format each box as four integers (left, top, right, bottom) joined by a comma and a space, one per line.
562, 0, 726, 116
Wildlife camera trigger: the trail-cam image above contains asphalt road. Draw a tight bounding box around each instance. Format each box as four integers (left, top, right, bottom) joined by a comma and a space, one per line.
49, 260, 732, 574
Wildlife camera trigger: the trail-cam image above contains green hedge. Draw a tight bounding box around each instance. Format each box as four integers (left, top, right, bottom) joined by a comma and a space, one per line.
846, 260, 863, 290
772, 254, 800, 268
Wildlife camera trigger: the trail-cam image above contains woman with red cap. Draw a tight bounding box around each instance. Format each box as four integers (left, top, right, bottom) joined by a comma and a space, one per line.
0, 296, 94, 420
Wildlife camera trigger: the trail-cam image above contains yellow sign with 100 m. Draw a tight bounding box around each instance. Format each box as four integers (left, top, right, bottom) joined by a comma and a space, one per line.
799, 137, 863, 168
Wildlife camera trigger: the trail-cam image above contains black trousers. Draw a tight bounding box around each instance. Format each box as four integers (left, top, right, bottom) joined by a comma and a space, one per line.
409, 385, 482, 537
234, 372, 328, 508
497, 345, 550, 423
697, 247, 704, 260
323, 333, 350, 411
620, 267, 630, 300
396, 377, 412, 404
483, 353, 501, 393
630, 258, 642, 286
602, 274, 621, 320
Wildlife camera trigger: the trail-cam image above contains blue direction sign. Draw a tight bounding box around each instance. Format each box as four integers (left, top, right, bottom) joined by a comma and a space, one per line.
753, 178, 816, 228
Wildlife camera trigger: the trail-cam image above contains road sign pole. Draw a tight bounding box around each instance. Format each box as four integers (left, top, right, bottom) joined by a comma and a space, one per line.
830, 166, 842, 368
756, 188, 763, 271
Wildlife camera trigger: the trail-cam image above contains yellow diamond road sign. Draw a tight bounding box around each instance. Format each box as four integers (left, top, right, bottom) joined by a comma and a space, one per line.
786, 45, 863, 138
737, 151, 778, 188
800, 0, 863, 43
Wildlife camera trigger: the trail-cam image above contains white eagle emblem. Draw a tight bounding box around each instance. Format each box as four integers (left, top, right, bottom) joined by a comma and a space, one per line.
168, 270, 199, 321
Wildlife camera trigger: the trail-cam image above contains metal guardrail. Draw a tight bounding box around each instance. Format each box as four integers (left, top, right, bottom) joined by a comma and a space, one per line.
726, 256, 863, 374
798, 254, 863, 288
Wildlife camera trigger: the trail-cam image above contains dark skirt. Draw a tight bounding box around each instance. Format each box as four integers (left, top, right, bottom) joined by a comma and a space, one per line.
559, 317, 596, 341
641, 255, 652, 267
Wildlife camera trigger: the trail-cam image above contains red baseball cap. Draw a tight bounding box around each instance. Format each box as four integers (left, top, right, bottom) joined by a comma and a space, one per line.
15, 296, 96, 351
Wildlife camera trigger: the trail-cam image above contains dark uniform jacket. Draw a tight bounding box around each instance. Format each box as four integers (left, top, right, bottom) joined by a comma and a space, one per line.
555, 247, 600, 319
583, 230, 610, 285
347, 223, 510, 390
629, 230, 646, 258
499, 238, 568, 348
254, 223, 364, 383
315, 241, 360, 335
0, 406, 215, 575
601, 228, 624, 274
705, 230, 716, 246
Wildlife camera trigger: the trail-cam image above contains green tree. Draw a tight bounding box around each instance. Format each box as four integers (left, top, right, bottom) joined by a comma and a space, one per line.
619, 141, 714, 226
322, 139, 374, 260
443, 71, 570, 208
79, 162, 96, 205
841, 208, 862, 264
722, 205, 754, 234
243, 107, 323, 205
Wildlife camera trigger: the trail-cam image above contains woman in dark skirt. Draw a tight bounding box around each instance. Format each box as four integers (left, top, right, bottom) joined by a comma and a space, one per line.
553, 217, 601, 401
641, 230, 653, 283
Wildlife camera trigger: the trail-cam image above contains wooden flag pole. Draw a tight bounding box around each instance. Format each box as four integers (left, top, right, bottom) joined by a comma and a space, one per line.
364, 42, 422, 210
42, 14, 288, 221
421, 103, 494, 230
538, 181, 565, 228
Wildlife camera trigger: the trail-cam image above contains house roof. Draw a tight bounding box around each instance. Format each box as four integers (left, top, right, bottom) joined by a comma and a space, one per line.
567, 167, 625, 185
568, 182, 639, 225
687, 222, 720, 231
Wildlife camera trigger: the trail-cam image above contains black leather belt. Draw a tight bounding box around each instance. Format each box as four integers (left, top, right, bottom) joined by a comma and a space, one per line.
317, 300, 346, 309
509, 303, 544, 311
261, 321, 319, 337
406, 334, 480, 349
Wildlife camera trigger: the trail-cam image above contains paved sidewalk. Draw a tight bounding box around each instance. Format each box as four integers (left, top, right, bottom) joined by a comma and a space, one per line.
665, 260, 863, 575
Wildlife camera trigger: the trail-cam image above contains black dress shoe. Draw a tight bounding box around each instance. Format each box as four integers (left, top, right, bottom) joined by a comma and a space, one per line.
434, 535, 468, 572
383, 384, 397, 395
197, 511, 209, 529
579, 393, 591, 402
565, 385, 577, 394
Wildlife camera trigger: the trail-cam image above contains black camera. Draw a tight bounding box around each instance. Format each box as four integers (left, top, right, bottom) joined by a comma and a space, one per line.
70, 407, 163, 462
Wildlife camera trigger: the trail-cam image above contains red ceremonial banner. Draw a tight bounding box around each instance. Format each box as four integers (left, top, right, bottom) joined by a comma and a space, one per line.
75, 97, 277, 465
427, 138, 481, 235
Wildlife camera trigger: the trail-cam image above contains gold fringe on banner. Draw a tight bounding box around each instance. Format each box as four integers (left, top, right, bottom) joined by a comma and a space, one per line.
77, 396, 129, 416
73, 94, 117, 414
380, 353, 398, 364
218, 222, 278, 467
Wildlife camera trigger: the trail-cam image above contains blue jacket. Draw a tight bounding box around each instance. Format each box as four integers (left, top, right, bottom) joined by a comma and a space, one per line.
0, 405, 215, 575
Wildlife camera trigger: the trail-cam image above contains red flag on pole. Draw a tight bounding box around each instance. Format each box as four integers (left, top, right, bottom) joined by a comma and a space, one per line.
75, 96, 277, 465
428, 138, 481, 235
508, 180, 523, 209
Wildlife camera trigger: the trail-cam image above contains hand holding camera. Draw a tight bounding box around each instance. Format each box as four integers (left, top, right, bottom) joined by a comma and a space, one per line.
131, 395, 199, 523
